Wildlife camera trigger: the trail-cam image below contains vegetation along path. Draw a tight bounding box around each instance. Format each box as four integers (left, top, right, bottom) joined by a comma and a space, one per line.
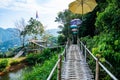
61, 45, 93, 80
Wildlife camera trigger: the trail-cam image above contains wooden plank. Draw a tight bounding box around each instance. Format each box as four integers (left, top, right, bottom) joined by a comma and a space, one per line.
61, 45, 94, 80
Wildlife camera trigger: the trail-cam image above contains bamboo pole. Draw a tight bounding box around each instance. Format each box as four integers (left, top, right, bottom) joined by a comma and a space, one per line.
84, 45, 86, 63
58, 55, 62, 80
95, 56, 100, 80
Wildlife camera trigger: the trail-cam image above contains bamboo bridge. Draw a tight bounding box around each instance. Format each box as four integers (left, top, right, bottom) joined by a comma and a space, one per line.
47, 40, 118, 80
61, 44, 93, 80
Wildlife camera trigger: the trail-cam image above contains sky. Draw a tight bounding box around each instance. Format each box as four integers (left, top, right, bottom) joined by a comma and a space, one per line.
0, 0, 75, 30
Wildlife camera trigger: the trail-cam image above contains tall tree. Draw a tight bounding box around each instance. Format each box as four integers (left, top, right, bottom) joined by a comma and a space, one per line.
25, 18, 44, 38
15, 18, 27, 47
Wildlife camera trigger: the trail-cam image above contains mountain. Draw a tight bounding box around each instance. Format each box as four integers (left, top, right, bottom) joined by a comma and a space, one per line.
0, 28, 20, 52
0, 28, 19, 42
46, 29, 59, 37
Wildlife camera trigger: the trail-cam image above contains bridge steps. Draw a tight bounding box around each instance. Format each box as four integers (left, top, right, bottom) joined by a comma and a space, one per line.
61, 45, 94, 80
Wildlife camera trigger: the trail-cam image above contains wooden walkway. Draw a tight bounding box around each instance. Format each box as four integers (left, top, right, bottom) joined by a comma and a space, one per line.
61, 45, 94, 80
13, 50, 24, 58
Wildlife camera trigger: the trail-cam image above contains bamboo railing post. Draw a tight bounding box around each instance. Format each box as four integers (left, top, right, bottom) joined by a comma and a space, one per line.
95, 55, 100, 80
64, 48, 66, 61
84, 45, 86, 63
81, 42, 82, 52
58, 55, 62, 80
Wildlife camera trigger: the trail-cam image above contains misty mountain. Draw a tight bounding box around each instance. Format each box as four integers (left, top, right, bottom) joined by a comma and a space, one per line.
0, 28, 19, 43
0, 27, 59, 52
0, 28, 20, 52
46, 29, 59, 36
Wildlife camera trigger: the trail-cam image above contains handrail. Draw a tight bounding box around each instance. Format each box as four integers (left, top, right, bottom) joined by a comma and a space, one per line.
47, 41, 69, 80
47, 59, 60, 80
79, 40, 118, 80
86, 48, 97, 60
98, 62, 118, 80
79, 41, 97, 60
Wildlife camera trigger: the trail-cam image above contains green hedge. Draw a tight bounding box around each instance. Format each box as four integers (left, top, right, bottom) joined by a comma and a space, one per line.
0, 59, 8, 71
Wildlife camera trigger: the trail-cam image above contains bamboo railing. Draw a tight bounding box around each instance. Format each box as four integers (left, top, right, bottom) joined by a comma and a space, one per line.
78, 40, 118, 80
47, 41, 69, 80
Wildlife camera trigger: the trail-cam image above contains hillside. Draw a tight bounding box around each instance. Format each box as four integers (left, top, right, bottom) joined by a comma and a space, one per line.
0, 27, 59, 52
0, 28, 20, 52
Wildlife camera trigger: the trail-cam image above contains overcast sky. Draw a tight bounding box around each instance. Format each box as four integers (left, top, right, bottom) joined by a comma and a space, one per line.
0, 0, 75, 29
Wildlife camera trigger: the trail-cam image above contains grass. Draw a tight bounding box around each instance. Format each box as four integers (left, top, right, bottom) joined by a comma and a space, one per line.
0, 57, 26, 72
23, 54, 58, 80
0, 57, 26, 63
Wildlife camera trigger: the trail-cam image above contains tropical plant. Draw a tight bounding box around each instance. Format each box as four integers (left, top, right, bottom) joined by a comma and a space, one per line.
25, 18, 44, 38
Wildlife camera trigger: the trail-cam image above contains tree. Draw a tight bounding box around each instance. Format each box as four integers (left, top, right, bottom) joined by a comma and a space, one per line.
41, 32, 52, 42
15, 18, 27, 47
55, 10, 81, 40
57, 34, 66, 45
25, 18, 44, 38
41, 32, 58, 46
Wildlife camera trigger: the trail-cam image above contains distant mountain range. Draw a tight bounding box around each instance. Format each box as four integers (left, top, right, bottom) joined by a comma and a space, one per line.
0, 27, 59, 52
46, 29, 59, 37
0, 28, 21, 52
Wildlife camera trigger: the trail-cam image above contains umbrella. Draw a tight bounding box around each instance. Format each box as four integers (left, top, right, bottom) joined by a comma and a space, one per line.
70, 25, 78, 29
70, 18, 82, 25
72, 28, 78, 32
69, 0, 97, 14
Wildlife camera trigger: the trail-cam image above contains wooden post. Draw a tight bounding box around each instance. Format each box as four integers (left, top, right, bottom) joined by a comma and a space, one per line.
95, 56, 100, 80
64, 48, 66, 61
81, 43, 83, 53
80, 43, 82, 51
84, 45, 86, 63
58, 55, 62, 80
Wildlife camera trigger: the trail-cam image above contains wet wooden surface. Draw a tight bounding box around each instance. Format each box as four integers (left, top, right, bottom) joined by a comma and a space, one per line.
61, 45, 94, 80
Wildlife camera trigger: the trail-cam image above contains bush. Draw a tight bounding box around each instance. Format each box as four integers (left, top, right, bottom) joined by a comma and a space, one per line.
0, 59, 8, 71
23, 55, 58, 80
25, 53, 38, 65
25, 48, 54, 65
10, 60, 19, 66
80, 32, 120, 79
58, 34, 66, 45
23, 47, 63, 80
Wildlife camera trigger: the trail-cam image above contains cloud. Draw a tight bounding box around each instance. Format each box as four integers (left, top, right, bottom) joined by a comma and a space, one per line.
0, 0, 75, 29
0, 0, 38, 11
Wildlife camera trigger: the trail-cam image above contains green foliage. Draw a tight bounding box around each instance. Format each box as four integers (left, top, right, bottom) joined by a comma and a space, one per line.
0, 59, 8, 71
25, 53, 45, 65
93, 1, 120, 77
10, 60, 19, 66
25, 18, 44, 37
55, 10, 82, 39
95, 3, 120, 33
57, 34, 66, 45
22, 45, 63, 80
25, 48, 62, 65
23, 52, 59, 80
81, 32, 120, 78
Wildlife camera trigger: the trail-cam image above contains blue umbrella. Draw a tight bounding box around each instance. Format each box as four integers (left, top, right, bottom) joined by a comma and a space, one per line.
73, 31, 78, 34
70, 25, 77, 29
70, 19, 82, 25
